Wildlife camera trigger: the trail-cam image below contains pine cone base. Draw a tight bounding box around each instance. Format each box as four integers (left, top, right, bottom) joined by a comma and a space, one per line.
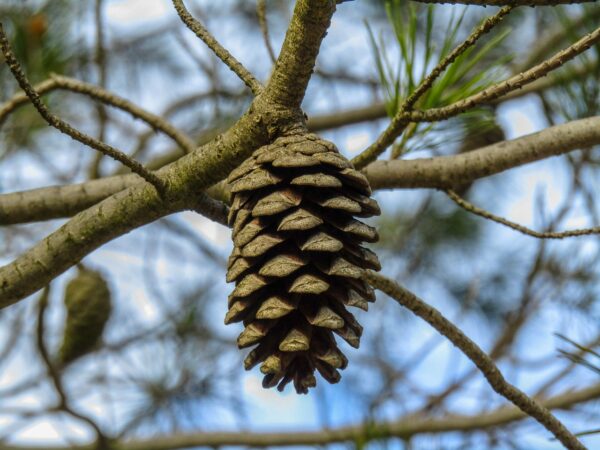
226, 133, 381, 393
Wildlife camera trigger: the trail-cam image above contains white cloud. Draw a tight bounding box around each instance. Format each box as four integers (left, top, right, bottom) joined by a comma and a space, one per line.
106, 0, 170, 24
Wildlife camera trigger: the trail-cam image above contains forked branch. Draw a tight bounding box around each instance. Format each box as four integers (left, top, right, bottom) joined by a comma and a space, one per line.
353, 24, 600, 169
352, 6, 514, 169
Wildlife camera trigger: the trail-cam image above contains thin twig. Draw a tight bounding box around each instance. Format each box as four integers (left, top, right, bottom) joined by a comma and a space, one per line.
353, 6, 514, 169
0, 24, 165, 195
446, 189, 600, 239
535, 335, 600, 398
90, 0, 109, 179
36, 288, 110, 449
515, 8, 600, 72
406, 6, 514, 110
0, 75, 196, 154
406, 25, 600, 123
172, 0, 263, 95
257, 0, 277, 63
309, 59, 596, 133
365, 271, 586, 450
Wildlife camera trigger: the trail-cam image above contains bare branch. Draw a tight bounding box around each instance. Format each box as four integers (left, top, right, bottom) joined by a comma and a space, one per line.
172, 0, 263, 95
0, 75, 196, 154
515, 8, 600, 72
0, 24, 165, 194
0, 174, 138, 225
365, 272, 585, 450
90, 0, 109, 179
4, 115, 599, 225
446, 189, 600, 239
257, 0, 277, 63
35, 288, 109, 447
1, 382, 598, 449
404, 26, 600, 123
0, 173, 230, 226
363, 115, 600, 189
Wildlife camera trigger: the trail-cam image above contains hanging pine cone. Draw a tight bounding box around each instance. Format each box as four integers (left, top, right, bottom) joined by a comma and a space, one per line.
58, 267, 112, 365
225, 133, 381, 394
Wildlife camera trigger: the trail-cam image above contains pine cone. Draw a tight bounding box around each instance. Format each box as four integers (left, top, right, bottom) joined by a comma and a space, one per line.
58, 267, 112, 365
225, 133, 381, 394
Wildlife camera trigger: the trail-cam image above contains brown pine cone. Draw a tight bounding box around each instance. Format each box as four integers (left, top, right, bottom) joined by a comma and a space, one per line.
225, 133, 381, 394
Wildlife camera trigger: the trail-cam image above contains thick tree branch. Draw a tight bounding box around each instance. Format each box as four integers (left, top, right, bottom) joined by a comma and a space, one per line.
364, 115, 600, 190
0, 175, 137, 225
0, 88, 285, 304
3, 116, 599, 225
365, 272, 585, 450
264, 0, 336, 109
0, 0, 337, 305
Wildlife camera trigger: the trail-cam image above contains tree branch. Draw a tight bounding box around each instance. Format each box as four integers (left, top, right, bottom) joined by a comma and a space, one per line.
364, 115, 600, 190
257, 0, 277, 63
446, 188, 600, 239
365, 272, 585, 450
403, 25, 600, 123
0, 67, 297, 303
0, 75, 196, 154
351, 6, 514, 169
307, 56, 597, 133
0, 174, 230, 226
4, 115, 599, 225
352, 25, 600, 169
172, 0, 263, 95
1, 382, 597, 449
514, 8, 600, 72
264, 0, 337, 109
